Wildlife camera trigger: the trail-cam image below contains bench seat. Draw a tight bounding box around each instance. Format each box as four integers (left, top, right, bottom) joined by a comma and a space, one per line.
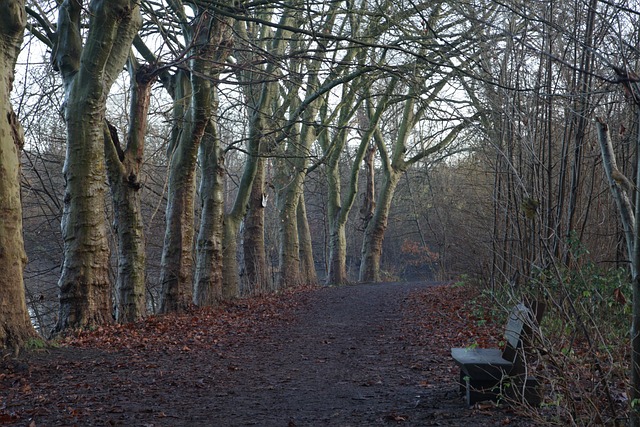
450, 348, 512, 380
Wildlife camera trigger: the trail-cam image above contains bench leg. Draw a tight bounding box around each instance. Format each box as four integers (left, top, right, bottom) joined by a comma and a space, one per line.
465, 377, 501, 405
463, 375, 542, 407
458, 370, 467, 394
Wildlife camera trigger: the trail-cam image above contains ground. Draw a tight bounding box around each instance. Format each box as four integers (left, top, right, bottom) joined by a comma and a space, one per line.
0, 282, 535, 426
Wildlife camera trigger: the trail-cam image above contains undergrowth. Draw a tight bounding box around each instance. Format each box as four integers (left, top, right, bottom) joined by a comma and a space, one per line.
469, 245, 631, 425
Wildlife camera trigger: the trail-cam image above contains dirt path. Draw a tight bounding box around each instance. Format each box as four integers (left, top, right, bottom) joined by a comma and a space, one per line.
1, 282, 530, 426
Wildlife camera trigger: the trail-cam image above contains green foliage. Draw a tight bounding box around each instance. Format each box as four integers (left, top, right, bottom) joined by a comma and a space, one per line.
25, 337, 48, 349
454, 274, 469, 287
529, 261, 630, 334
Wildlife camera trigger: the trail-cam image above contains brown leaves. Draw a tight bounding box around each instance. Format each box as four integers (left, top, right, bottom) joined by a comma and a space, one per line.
61, 288, 311, 354
406, 284, 502, 356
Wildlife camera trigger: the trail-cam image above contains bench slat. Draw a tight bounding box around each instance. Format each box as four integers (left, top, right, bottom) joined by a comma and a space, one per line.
450, 348, 511, 366
504, 303, 531, 350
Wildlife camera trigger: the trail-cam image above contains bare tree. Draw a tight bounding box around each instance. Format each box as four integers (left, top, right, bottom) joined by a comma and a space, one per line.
51, 0, 141, 331
0, 0, 38, 349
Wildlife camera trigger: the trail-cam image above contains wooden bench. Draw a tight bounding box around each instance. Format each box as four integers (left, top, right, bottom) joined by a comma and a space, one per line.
450, 303, 542, 406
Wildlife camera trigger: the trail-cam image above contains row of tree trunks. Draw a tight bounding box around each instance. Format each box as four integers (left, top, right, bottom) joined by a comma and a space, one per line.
229, 8, 293, 294
0, 0, 37, 349
7, 0, 478, 338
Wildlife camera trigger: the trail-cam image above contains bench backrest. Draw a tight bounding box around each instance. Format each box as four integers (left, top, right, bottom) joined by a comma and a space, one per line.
501, 303, 535, 363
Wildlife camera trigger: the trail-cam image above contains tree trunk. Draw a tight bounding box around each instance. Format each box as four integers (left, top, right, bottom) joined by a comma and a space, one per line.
104, 63, 152, 323
325, 155, 348, 284
221, 130, 262, 299
242, 157, 269, 294
194, 120, 225, 306
276, 176, 303, 288
297, 192, 318, 285
159, 71, 196, 313
52, 0, 141, 331
161, 10, 233, 311
359, 170, 401, 282
0, 0, 38, 349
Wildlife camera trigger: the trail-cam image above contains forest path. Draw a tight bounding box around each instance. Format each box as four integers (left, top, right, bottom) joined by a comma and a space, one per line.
2, 282, 530, 426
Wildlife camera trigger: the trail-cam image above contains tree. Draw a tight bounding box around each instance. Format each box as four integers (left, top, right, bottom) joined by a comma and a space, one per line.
158, 5, 233, 311
0, 0, 38, 349
51, 0, 141, 331
104, 59, 153, 322
191, 12, 233, 307
220, 7, 291, 297
359, 73, 472, 281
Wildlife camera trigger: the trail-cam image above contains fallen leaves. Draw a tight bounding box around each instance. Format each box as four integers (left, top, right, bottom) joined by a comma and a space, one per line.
405, 284, 503, 357
60, 288, 313, 355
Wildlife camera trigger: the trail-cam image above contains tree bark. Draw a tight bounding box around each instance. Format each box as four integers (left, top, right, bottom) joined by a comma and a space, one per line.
0, 0, 38, 349
159, 71, 196, 313
297, 192, 318, 285
276, 174, 303, 288
161, 9, 233, 311
104, 62, 152, 323
52, 0, 141, 331
194, 120, 225, 306
359, 170, 401, 282
242, 157, 270, 294
596, 119, 635, 264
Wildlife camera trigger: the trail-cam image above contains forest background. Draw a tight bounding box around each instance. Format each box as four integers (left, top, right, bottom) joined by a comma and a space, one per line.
2, 0, 640, 424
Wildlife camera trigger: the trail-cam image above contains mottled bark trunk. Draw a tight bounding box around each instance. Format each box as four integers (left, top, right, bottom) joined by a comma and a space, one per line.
0, 0, 37, 348
277, 182, 302, 288
297, 192, 318, 285
360, 143, 377, 227
325, 146, 348, 285
104, 64, 152, 323
359, 171, 401, 282
52, 0, 141, 331
327, 223, 348, 284
242, 157, 269, 294
158, 71, 195, 313
161, 12, 232, 311
221, 85, 271, 298
194, 121, 225, 306
222, 216, 241, 299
